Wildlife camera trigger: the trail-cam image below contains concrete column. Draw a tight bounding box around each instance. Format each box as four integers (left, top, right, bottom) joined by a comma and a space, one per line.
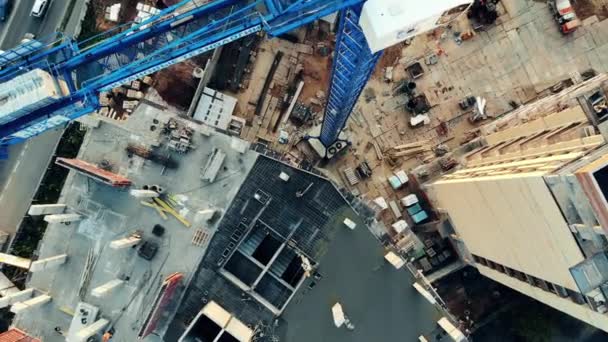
0, 253, 31, 269
10, 294, 51, 314
109, 236, 141, 249
74, 318, 109, 342
29, 254, 68, 272
129, 189, 159, 198
44, 213, 82, 224
91, 279, 124, 298
28, 204, 66, 216
0, 289, 33, 308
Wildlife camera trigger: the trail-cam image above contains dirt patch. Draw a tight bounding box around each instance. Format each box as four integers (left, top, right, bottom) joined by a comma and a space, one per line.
89, 0, 144, 32
84, 0, 206, 110
373, 45, 402, 79
572, 0, 608, 21
299, 54, 331, 104
153, 61, 199, 110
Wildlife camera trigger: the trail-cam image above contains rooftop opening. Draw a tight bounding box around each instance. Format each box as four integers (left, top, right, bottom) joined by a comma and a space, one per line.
241, 224, 282, 265
593, 164, 608, 203
189, 314, 222, 342
217, 334, 240, 342
223, 251, 262, 286
271, 248, 305, 287
180, 301, 253, 342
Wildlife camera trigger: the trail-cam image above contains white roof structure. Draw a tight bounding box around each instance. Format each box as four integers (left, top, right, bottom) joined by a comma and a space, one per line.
391, 220, 409, 234
194, 87, 238, 130
105, 4, 121, 22
384, 251, 406, 269
360, 0, 473, 52
395, 170, 409, 184
373, 196, 389, 210
401, 194, 419, 207
437, 317, 467, 342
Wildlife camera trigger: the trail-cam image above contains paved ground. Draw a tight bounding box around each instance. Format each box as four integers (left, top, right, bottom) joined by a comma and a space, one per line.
0, 0, 86, 237
425, 0, 608, 116
325, 0, 608, 232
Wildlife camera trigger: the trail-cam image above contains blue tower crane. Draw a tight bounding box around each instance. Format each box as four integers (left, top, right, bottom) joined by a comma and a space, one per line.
0, 0, 472, 157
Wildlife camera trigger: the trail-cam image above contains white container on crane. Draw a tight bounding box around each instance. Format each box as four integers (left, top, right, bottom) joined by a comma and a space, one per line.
359, 0, 474, 53
0, 69, 69, 125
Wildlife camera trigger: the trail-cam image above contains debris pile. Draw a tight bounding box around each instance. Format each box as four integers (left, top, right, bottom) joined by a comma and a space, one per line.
104, 3, 121, 22
126, 143, 178, 169
134, 2, 162, 25
97, 76, 154, 120
164, 118, 195, 154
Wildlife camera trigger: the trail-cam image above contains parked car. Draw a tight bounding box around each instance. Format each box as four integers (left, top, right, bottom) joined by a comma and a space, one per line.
31, 0, 49, 18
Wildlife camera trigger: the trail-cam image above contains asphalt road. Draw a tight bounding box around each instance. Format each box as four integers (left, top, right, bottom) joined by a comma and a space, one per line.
0, 0, 73, 50
0, 129, 63, 234
0, 0, 85, 237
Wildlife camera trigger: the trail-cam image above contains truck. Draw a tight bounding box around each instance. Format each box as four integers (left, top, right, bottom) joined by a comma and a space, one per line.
549, 0, 581, 34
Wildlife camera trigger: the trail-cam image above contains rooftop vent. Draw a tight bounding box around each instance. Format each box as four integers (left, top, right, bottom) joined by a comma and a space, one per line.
343, 218, 357, 230
279, 172, 290, 182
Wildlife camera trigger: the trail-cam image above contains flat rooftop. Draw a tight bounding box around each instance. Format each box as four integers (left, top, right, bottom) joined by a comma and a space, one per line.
12, 104, 259, 341
11, 103, 442, 342
279, 210, 441, 342
167, 154, 441, 341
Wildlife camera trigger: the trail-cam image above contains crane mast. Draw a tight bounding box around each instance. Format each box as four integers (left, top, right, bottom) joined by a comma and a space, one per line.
314, 4, 382, 158
0, 0, 473, 157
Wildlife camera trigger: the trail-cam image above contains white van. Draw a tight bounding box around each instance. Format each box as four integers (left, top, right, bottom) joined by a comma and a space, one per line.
31, 0, 48, 17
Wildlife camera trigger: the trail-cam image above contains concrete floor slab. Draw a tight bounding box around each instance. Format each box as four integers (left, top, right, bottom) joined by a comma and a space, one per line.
281, 220, 441, 342
13, 104, 260, 342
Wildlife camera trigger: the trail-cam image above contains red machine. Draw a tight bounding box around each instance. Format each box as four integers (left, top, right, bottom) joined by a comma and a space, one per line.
550, 0, 581, 34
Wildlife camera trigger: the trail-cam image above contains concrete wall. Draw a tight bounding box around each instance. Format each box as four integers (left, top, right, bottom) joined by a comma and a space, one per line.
432, 173, 585, 291
545, 173, 607, 255
201, 47, 223, 90
574, 153, 608, 236
478, 264, 608, 332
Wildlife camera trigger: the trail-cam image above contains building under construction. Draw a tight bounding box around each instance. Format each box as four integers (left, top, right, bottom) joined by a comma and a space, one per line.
0, 103, 444, 341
